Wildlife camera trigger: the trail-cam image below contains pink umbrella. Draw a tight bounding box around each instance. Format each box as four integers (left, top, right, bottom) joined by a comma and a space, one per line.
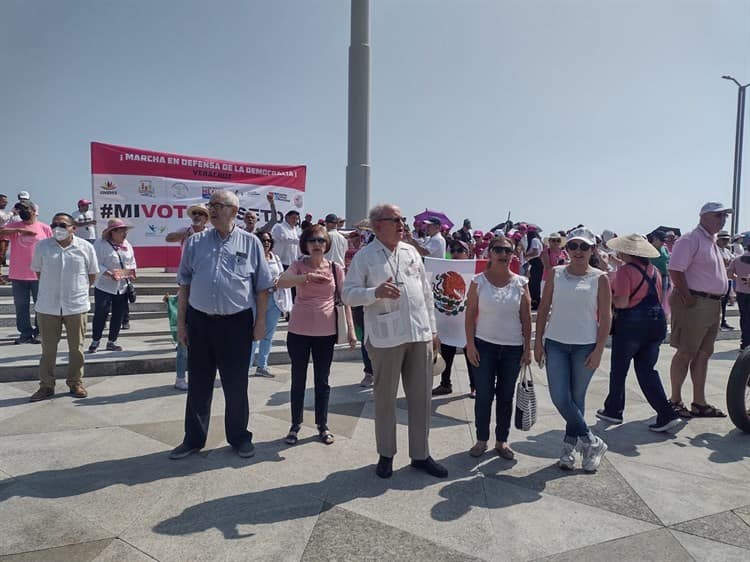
413, 209, 454, 230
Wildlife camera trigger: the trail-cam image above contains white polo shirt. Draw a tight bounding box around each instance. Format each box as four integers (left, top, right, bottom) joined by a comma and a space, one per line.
31, 236, 99, 315
420, 233, 446, 259
325, 228, 348, 267
271, 221, 301, 267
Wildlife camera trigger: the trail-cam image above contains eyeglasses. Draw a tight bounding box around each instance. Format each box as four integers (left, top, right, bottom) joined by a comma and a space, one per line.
566, 241, 592, 251
375, 216, 406, 224
50, 222, 72, 228
490, 246, 514, 255
307, 237, 327, 244
206, 202, 234, 211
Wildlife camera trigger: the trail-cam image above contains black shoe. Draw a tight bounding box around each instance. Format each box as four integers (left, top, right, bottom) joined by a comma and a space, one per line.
168, 443, 201, 460
431, 384, 452, 396
121, 322, 130, 330
236, 441, 255, 458
410, 456, 448, 478
375, 455, 393, 479
721, 322, 735, 331
14, 336, 33, 345
595, 409, 623, 424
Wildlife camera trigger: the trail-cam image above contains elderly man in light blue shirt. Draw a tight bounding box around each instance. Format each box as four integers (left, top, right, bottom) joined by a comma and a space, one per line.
169, 189, 273, 460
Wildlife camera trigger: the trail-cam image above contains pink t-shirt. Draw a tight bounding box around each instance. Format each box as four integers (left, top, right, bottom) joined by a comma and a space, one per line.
668, 225, 727, 296
728, 254, 750, 294
287, 258, 345, 337
612, 263, 663, 307
5, 221, 53, 280
542, 247, 569, 281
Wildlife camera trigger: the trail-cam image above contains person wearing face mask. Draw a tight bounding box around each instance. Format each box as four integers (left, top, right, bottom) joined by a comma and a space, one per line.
88, 219, 137, 353
0, 200, 52, 344
28, 213, 98, 401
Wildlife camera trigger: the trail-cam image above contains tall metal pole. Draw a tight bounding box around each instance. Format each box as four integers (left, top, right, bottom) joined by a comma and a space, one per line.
345, 0, 371, 225
722, 76, 749, 237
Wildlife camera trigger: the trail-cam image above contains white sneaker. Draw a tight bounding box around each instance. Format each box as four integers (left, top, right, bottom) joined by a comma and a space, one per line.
582, 436, 608, 472
558, 440, 578, 470
359, 372, 374, 387
174, 378, 188, 391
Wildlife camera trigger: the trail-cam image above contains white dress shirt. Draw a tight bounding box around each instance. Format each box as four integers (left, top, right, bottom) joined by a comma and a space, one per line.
271, 221, 301, 266
421, 233, 446, 258
31, 236, 99, 315
342, 238, 436, 348
93, 238, 137, 295
325, 228, 348, 267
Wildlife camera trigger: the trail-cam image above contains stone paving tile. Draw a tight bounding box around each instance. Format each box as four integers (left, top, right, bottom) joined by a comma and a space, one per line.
0, 400, 109, 437
91, 539, 157, 562
534, 528, 691, 562
486, 456, 661, 525
301, 504, 482, 561
614, 458, 750, 526
0, 539, 113, 562
121, 466, 323, 562
259, 399, 367, 438
0, 384, 37, 424
671, 510, 750, 550
670, 529, 750, 561
123, 415, 229, 450
735, 505, 750, 526
0, 481, 114, 556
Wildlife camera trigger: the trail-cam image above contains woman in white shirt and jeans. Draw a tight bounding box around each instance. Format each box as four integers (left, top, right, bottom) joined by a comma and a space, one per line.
534, 227, 611, 472
465, 236, 532, 459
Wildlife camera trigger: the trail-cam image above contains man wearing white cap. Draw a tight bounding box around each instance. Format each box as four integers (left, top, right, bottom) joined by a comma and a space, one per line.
667, 202, 731, 419
73, 199, 97, 244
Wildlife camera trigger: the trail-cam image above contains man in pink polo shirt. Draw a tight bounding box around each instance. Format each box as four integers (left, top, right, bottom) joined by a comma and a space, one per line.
667, 201, 730, 418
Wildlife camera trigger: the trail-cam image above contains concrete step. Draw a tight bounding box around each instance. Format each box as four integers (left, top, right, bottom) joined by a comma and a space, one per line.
0, 295, 170, 315
0, 283, 177, 298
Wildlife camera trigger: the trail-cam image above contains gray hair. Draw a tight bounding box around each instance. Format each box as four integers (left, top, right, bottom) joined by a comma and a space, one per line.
211, 189, 240, 208
368, 203, 399, 222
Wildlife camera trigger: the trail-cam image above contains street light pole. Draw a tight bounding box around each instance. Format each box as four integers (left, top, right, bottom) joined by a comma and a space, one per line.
722, 75, 749, 237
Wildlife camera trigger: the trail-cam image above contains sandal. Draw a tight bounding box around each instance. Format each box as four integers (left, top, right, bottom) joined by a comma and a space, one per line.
319, 430, 334, 445
285, 426, 300, 445
468, 441, 487, 457
690, 402, 726, 418
668, 400, 693, 419
495, 443, 515, 460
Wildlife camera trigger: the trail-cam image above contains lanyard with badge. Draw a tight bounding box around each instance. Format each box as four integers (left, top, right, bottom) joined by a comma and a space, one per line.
382, 248, 405, 287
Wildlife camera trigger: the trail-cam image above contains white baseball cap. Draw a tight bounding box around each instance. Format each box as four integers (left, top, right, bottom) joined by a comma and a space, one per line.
700, 202, 732, 215
17, 190, 30, 200
566, 227, 597, 246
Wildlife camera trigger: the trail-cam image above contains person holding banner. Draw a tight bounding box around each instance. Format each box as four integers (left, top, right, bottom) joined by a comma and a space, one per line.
170, 190, 272, 460
465, 236, 532, 459
88, 219, 137, 353
343, 204, 447, 480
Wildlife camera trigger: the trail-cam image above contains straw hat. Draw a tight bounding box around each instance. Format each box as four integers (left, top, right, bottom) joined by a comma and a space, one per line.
606, 234, 659, 258
102, 218, 134, 238
544, 234, 566, 245
187, 204, 208, 217
432, 352, 446, 377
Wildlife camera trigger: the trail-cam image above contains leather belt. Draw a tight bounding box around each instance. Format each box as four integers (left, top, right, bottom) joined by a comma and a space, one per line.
689, 290, 723, 301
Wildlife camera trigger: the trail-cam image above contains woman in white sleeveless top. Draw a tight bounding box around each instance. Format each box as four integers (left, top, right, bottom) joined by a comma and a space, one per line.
465, 236, 532, 459
534, 228, 612, 472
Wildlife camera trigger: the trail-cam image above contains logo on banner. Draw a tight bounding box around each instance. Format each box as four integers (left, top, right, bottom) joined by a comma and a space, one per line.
202, 186, 221, 199
99, 180, 117, 194
138, 180, 155, 197
170, 183, 190, 199
432, 271, 467, 316
145, 224, 167, 236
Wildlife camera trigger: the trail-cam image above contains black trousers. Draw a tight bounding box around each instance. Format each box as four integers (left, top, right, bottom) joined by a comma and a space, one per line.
184, 306, 254, 448
439, 343, 476, 390
287, 332, 336, 429
91, 288, 127, 343
528, 257, 543, 308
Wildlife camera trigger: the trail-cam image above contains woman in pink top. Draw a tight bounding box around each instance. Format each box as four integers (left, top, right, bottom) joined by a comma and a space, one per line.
278, 225, 356, 446
540, 233, 569, 289
596, 234, 681, 432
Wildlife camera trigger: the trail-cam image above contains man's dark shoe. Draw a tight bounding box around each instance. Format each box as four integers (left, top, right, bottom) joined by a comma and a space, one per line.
14, 336, 33, 345
236, 441, 255, 458
410, 456, 448, 478
168, 443, 201, 460
375, 455, 393, 478
29, 387, 54, 402
431, 384, 452, 396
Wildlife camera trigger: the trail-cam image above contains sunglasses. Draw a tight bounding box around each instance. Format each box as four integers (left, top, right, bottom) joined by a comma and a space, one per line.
566, 241, 592, 251
260, 237, 272, 243
490, 246, 514, 255
375, 216, 406, 224
307, 237, 327, 244
50, 222, 72, 228
191, 212, 207, 218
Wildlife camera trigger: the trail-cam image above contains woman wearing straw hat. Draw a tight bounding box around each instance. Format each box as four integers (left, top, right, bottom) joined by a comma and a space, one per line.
596, 234, 682, 432
88, 219, 136, 353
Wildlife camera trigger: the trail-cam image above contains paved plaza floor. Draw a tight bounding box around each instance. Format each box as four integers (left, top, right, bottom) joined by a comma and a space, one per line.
1, 340, 749, 561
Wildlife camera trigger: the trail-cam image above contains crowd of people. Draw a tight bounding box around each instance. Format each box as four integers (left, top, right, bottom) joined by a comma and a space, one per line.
0, 188, 741, 477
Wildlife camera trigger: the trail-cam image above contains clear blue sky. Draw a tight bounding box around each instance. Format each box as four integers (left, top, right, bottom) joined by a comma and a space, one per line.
2, 0, 749, 236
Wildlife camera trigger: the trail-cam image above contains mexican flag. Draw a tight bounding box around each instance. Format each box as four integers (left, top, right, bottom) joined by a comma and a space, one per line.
424, 257, 488, 348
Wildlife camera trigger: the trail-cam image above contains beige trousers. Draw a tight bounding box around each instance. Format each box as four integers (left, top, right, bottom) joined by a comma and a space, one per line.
38, 312, 87, 389
366, 340, 433, 460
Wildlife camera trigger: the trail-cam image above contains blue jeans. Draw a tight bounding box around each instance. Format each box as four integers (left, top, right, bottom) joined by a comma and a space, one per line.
473, 338, 523, 442
12, 279, 39, 339
544, 339, 596, 442
603, 310, 672, 422
176, 343, 188, 380
250, 299, 283, 370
